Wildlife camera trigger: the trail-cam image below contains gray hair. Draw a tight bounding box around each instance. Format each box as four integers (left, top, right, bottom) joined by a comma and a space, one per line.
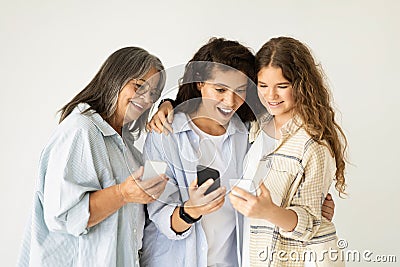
59, 47, 165, 138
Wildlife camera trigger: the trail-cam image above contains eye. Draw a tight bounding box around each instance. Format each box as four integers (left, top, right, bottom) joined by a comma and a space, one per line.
235, 89, 247, 94
257, 83, 268, 88
278, 85, 289, 89
215, 88, 226, 93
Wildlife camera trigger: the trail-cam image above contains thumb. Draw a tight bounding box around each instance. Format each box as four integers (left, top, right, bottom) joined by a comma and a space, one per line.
257, 182, 269, 196
167, 109, 175, 124
132, 166, 144, 180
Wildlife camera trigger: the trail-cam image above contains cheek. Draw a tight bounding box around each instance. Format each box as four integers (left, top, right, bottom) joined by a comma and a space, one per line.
235, 93, 246, 106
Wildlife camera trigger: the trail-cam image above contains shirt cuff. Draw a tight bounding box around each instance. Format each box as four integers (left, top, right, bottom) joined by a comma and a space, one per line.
279, 206, 310, 240
154, 204, 193, 240
65, 192, 90, 236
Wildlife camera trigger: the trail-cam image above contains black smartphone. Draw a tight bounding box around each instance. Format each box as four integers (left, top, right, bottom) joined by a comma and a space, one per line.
196, 165, 221, 195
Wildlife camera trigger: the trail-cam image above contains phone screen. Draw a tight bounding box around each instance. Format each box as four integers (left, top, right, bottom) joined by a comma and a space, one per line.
196, 165, 220, 195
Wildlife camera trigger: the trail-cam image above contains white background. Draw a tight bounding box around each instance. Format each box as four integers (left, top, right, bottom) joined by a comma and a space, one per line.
1, 0, 399, 266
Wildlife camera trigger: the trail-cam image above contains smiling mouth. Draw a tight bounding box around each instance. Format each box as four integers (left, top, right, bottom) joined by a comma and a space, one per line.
217, 107, 234, 116
130, 101, 144, 110
268, 101, 284, 106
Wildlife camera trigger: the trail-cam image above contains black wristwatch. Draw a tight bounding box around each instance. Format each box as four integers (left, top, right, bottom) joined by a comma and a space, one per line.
179, 203, 202, 224
158, 98, 176, 109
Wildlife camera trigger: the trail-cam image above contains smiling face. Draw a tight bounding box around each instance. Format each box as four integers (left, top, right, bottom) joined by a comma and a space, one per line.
196, 68, 248, 128
257, 66, 295, 124
113, 67, 159, 131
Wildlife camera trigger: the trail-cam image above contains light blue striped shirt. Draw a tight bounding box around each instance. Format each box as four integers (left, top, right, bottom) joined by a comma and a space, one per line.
140, 112, 249, 267
18, 103, 144, 267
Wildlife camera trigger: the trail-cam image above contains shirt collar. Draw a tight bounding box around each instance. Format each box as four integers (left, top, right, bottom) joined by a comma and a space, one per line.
73, 103, 117, 137
279, 115, 302, 138
172, 112, 248, 137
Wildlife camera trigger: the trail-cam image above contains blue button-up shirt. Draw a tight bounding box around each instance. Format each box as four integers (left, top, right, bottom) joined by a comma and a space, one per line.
18, 103, 144, 267
140, 112, 249, 267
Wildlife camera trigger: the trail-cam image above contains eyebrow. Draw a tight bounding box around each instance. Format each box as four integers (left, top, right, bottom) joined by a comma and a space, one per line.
214, 82, 248, 89
258, 80, 290, 85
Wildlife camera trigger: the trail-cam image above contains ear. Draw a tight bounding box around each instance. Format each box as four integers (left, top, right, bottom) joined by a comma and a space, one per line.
196, 82, 204, 91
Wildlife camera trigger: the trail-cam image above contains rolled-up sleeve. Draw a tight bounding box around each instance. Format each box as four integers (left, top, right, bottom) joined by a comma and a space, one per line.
279, 142, 335, 241
43, 125, 103, 237
143, 131, 193, 240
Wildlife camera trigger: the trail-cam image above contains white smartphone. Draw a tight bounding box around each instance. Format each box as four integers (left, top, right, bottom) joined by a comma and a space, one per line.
142, 160, 168, 181
229, 179, 257, 198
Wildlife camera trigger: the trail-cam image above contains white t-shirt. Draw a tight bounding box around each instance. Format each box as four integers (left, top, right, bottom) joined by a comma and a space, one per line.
242, 130, 278, 267
189, 120, 238, 267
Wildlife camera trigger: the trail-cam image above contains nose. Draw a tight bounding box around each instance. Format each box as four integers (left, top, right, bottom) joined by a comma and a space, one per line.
140, 90, 152, 104
222, 90, 237, 107
264, 86, 278, 100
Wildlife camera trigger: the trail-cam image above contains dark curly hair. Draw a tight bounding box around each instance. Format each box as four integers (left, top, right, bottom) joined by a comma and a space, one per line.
175, 37, 259, 122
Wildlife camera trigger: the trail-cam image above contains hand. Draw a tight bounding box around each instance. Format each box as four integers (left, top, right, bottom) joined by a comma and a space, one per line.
184, 178, 226, 219
322, 193, 335, 221
146, 101, 174, 134
119, 166, 169, 204
229, 182, 276, 220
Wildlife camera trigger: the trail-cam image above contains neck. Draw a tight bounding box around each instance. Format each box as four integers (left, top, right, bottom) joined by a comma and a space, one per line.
263, 114, 293, 139
106, 115, 123, 136
190, 115, 226, 136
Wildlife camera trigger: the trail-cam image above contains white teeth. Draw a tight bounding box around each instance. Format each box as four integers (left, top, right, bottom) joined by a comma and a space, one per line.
269, 102, 283, 106
219, 107, 233, 114
131, 101, 143, 109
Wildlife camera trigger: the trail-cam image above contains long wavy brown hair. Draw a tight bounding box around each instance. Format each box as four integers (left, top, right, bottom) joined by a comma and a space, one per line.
255, 37, 347, 196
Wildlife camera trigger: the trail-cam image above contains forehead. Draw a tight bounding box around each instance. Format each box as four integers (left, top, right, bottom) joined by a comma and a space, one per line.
207, 69, 248, 88
138, 67, 160, 86
257, 66, 288, 82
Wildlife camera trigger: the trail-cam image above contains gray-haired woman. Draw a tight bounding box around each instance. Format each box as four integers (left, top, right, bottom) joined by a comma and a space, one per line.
17, 47, 168, 267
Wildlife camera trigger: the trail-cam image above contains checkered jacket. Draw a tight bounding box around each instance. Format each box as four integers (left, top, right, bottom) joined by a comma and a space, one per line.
247, 117, 340, 267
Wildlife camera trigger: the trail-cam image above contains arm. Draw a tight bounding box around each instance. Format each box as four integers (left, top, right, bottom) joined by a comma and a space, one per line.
279, 142, 335, 240
230, 183, 298, 232
143, 131, 226, 238
88, 167, 168, 227
230, 142, 335, 240
146, 99, 175, 134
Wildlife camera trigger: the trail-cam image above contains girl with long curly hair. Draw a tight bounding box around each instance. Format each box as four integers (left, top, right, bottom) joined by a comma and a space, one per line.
229, 36, 347, 267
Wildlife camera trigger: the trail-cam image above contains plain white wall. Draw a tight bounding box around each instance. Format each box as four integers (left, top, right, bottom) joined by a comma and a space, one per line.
1, 0, 399, 266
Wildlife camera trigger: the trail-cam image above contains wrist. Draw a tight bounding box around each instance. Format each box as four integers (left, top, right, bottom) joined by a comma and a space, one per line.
184, 201, 201, 219
158, 98, 176, 109
116, 184, 127, 205
179, 202, 202, 224
263, 203, 279, 221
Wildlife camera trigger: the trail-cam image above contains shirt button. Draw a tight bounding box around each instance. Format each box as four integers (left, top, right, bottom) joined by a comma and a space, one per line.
133, 229, 137, 233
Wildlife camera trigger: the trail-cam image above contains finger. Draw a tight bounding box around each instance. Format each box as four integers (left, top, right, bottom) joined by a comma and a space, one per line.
131, 166, 144, 181
231, 186, 254, 201
257, 182, 269, 197
322, 210, 333, 221
188, 178, 198, 194
197, 179, 216, 196
325, 193, 332, 200
203, 186, 226, 202
229, 192, 247, 208
145, 184, 166, 199
154, 116, 165, 134
162, 122, 173, 134
140, 174, 167, 190
206, 196, 225, 213
146, 122, 152, 132
167, 109, 175, 124
157, 111, 171, 132
322, 203, 334, 211
149, 119, 161, 134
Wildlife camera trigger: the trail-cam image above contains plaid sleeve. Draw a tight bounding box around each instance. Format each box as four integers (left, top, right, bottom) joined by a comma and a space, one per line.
279, 141, 335, 241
